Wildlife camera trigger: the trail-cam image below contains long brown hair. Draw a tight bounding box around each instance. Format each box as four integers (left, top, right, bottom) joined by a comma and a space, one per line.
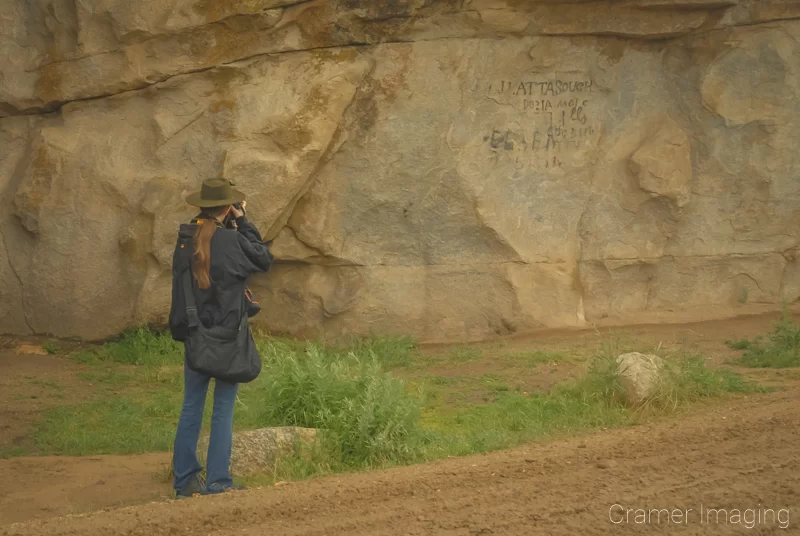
193, 205, 230, 289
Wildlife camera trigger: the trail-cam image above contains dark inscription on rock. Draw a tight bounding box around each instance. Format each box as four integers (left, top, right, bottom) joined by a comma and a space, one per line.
484, 78, 598, 169
490, 79, 594, 97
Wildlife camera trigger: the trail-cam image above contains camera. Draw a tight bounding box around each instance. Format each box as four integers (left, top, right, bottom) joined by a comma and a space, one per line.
228, 179, 245, 216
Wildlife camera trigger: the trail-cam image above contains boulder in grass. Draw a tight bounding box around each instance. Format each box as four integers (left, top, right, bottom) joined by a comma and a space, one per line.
615, 352, 664, 406
198, 427, 319, 476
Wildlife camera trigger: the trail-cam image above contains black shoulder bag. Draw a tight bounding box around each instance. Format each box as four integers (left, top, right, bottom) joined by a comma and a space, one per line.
181, 268, 262, 384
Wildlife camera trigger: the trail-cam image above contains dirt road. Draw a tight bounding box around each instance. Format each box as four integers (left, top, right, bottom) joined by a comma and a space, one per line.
4, 385, 798, 535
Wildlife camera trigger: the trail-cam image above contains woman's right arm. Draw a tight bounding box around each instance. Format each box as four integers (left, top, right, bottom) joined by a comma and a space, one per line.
231, 216, 274, 278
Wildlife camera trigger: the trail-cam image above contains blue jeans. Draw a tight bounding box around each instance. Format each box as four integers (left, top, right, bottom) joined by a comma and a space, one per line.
173, 360, 238, 493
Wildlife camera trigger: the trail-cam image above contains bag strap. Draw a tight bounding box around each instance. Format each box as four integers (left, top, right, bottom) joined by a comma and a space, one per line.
182, 248, 201, 329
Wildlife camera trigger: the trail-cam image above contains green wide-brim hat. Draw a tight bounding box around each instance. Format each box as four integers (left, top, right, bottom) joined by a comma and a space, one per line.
186, 178, 246, 208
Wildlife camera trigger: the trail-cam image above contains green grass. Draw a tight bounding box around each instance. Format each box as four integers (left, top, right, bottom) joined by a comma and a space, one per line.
504, 350, 568, 366
448, 346, 483, 363
31, 329, 188, 455
418, 352, 763, 457
424, 374, 459, 386
71, 348, 102, 365
35, 394, 183, 456
346, 336, 418, 369
726, 310, 800, 368
78, 369, 134, 386
21, 327, 764, 484
102, 327, 184, 366
29, 379, 62, 390
480, 373, 511, 393
42, 340, 61, 355
0, 446, 28, 459
69, 327, 183, 367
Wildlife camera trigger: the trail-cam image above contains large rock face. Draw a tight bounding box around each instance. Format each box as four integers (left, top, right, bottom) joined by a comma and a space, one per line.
1, 0, 799, 341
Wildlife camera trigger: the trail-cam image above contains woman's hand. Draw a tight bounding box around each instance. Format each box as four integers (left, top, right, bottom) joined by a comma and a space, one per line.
231, 201, 246, 219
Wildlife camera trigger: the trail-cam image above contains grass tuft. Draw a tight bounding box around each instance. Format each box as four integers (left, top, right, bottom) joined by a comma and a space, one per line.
42, 340, 61, 355
644, 355, 766, 411
101, 327, 183, 367
726, 309, 800, 368
252, 341, 424, 468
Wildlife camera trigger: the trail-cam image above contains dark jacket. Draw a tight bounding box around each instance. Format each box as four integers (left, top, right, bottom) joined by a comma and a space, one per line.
169, 215, 273, 342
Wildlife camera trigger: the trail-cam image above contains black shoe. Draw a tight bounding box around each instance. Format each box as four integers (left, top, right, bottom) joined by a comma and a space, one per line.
175, 474, 206, 499
204, 483, 247, 495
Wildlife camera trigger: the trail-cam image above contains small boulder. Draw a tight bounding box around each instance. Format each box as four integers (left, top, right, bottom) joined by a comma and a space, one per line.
198, 427, 318, 476
596, 459, 616, 470
15, 344, 49, 356
615, 352, 664, 406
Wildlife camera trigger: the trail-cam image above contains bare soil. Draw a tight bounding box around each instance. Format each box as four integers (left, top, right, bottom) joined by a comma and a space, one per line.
1, 312, 798, 534
0, 454, 171, 525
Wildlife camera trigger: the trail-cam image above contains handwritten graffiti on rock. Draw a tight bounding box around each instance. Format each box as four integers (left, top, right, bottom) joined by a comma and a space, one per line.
521, 100, 589, 128
485, 125, 596, 152
490, 79, 594, 97
483, 77, 598, 168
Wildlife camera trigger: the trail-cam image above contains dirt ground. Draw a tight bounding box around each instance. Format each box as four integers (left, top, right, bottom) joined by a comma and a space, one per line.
0, 346, 88, 455
0, 454, 172, 525
1, 312, 799, 534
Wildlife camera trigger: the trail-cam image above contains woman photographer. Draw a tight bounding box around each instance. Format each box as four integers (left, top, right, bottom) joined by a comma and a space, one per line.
168, 178, 273, 497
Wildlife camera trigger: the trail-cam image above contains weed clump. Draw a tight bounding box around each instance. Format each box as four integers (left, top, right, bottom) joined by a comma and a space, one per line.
253, 339, 425, 468
42, 340, 61, 355
581, 352, 763, 411
726, 309, 800, 368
